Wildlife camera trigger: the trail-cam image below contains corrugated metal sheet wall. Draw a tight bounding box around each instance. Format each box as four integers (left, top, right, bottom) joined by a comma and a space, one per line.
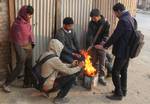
92, 0, 137, 33
92, 0, 117, 34
14, 0, 136, 63
14, 0, 56, 64
60, 0, 93, 48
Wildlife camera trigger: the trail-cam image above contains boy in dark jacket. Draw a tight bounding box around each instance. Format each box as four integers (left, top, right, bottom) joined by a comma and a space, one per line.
86, 9, 110, 86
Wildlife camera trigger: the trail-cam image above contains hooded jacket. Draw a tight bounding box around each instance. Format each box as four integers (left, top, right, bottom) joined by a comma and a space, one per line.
10, 5, 34, 47
40, 39, 81, 90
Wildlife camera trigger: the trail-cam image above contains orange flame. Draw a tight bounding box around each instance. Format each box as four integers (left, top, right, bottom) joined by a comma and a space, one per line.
80, 50, 97, 77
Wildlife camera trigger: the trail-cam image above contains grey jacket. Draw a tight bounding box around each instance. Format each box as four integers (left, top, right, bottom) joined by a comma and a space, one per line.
55, 28, 80, 55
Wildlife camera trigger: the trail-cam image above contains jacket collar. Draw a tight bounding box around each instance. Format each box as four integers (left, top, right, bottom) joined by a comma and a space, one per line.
119, 11, 131, 19
63, 28, 72, 34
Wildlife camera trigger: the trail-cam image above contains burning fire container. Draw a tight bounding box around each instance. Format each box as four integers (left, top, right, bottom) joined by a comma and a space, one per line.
80, 50, 97, 90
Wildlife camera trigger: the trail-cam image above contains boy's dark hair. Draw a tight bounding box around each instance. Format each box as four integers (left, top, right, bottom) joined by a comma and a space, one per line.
90, 9, 101, 17
63, 17, 74, 25
27, 5, 34, 15
113, 3, 126, 12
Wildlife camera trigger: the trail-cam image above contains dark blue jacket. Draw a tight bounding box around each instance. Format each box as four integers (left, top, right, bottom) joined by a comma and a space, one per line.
104, 11, 134, 59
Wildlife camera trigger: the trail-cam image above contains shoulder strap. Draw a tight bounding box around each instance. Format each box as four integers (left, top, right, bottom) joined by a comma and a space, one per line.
37, 54, 42, 62
128, 17, 137, 32
127, 17, 138, 45
91, 21, 106, 47
37, 54, 57, 66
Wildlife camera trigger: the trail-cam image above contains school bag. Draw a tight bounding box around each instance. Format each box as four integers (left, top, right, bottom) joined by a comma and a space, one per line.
128, 18, 144, 58
32, 54, 57, 91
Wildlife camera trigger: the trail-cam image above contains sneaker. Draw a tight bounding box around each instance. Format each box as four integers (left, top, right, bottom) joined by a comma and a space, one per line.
2, 84, 11, 93
99, 77, 107, 86
53, 97, 70, 104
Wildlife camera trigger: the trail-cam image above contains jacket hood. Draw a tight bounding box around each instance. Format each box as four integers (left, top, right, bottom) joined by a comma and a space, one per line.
17, 5, 30, 22
48, 39, 64, 57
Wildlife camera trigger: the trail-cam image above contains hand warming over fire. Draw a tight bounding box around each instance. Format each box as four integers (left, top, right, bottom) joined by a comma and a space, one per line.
72, 52, 81, 58
72, 60, 79, 66
94, 44, 104, 50
87, 46, 92, 52
72, 60, 84, 68
78, 61, 85, 68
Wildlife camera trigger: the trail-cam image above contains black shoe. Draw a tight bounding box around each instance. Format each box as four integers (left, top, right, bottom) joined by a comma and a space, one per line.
123, 92, 127, 97
112, 90, 116, 94
112, 90, 127, 97
106, 94, 123, 101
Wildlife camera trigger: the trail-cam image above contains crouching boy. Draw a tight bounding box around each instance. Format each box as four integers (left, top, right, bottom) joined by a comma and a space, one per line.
39, 39, 84, 104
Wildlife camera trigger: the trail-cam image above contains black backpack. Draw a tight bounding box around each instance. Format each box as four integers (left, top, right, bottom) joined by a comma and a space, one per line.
128, 18, 144, 59
32, 54, 57, 91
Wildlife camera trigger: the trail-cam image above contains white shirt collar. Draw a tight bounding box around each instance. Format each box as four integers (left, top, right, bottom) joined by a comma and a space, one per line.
63, 28, 72, 33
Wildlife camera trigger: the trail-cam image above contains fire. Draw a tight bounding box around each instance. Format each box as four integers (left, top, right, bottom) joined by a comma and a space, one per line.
80, 50, 97, 77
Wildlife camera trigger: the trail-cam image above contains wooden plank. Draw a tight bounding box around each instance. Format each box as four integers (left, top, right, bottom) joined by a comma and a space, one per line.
8, 0, 16, 72
8, 0, 15, 26
55, 0, 61, 34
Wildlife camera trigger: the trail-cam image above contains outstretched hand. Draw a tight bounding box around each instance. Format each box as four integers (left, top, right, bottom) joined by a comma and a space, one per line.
72, 53, 81, 58
87, 46, 92, 52
94, 44, 104, 49
79, 61, 85, 68
72, 60, 79, 66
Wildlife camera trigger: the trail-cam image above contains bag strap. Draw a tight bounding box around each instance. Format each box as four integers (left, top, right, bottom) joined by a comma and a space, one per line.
127, 17, 138, 46
37, 54, 42, 62
90, 21, 106, 47
128, 17, 137, 32
37, 54, 57, 66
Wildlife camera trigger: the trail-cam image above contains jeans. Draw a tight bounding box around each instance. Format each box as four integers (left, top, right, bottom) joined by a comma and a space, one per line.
5, 43, 33, 86
112, 58, 129, 96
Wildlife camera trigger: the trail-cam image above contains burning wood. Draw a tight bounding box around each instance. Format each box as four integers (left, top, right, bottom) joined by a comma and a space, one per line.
80, 50, 97, 77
